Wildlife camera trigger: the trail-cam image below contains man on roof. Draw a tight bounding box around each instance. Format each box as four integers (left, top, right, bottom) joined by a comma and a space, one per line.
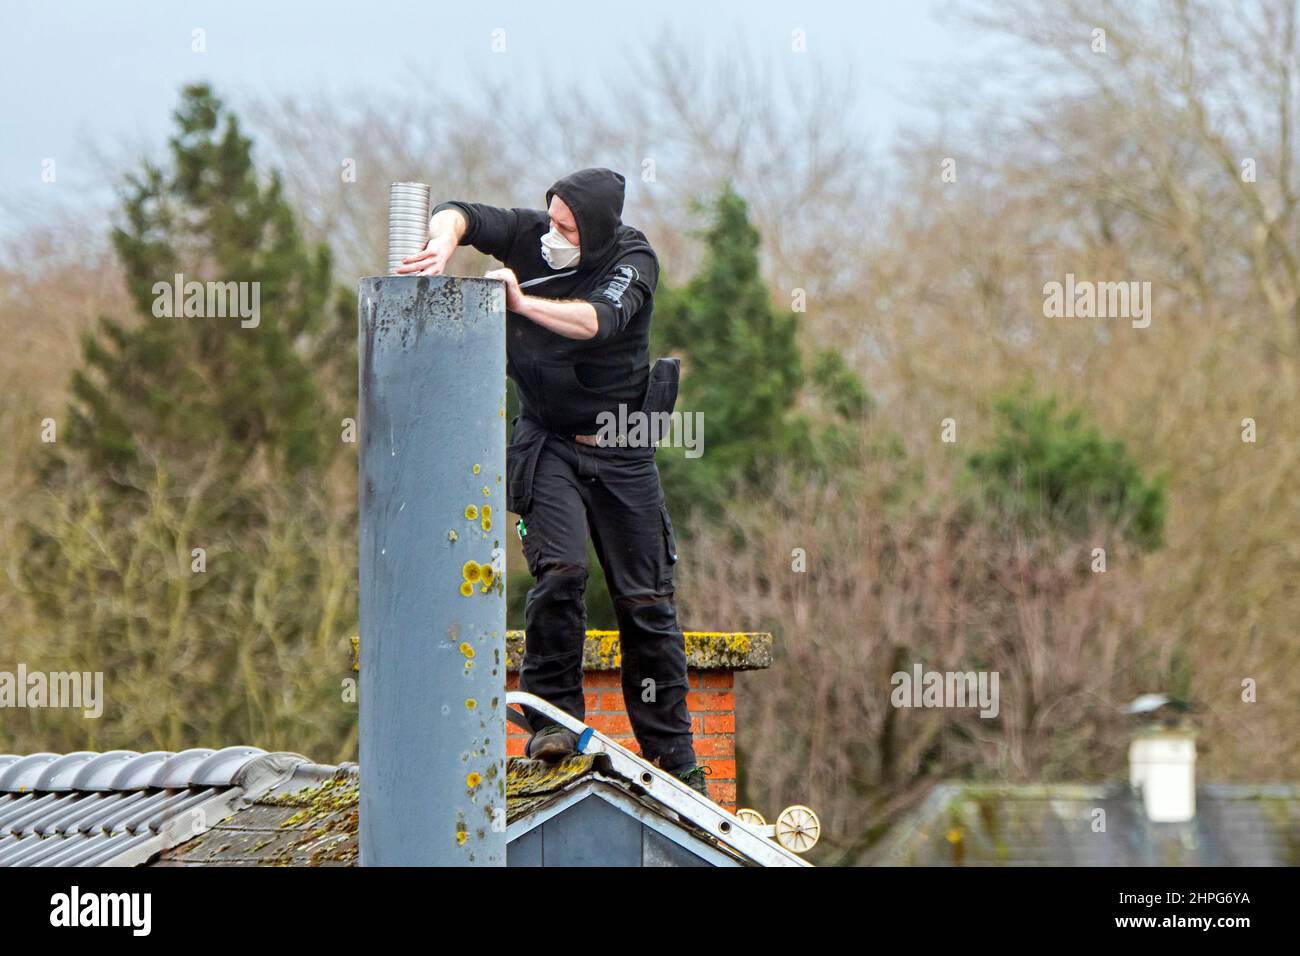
397, 168, 709, 799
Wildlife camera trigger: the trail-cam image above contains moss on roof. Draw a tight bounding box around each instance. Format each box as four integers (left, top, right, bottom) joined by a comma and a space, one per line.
505, 755, 598, 798
349, 631, 773, 673
153, 757, 608, 867
161, 773, 360, 867
508, 630, 772, 670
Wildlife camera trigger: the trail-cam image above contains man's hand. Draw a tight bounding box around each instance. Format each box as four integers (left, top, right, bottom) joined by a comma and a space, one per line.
397, 207, 467, 275
485, 267, 524, 312
397, 233, 457, 276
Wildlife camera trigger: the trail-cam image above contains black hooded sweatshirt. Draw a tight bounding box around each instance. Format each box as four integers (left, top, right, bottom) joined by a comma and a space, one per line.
431, 168, 659, 436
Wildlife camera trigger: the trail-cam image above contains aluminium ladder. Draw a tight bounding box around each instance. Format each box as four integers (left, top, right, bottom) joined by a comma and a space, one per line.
506, 691, 812, 867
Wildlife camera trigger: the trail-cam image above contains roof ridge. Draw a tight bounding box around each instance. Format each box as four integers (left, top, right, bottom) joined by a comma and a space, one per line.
0, 747, 264, 793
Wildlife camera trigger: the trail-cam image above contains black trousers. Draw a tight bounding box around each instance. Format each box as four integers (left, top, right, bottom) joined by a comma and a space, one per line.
507, 417, 696, 770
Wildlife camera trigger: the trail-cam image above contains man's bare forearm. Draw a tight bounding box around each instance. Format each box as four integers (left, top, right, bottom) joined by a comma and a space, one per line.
429, 207, 468, 244
516, 295, 599, 340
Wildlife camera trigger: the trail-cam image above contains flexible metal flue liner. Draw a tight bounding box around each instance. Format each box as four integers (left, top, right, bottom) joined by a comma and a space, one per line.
387, 182, 432, 274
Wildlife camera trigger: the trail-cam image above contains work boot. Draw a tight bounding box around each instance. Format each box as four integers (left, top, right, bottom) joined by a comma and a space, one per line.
672, 764, 712, 800
526, 724, 579, 762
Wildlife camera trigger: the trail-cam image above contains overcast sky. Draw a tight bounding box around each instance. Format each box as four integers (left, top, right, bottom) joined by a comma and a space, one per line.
0, 0, 999, 237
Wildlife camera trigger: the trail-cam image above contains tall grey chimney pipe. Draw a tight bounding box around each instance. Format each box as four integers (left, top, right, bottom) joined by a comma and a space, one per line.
358, 274, 507, 865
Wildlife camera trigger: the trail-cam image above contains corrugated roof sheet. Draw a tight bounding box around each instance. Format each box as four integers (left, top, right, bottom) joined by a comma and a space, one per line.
0, 747, 312, 867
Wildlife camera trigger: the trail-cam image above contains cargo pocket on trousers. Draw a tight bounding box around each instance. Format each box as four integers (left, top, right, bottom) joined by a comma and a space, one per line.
658, 504, 679, 589
506, 436, 544, 516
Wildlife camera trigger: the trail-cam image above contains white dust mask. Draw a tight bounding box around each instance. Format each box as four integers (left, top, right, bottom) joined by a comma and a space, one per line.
540, 226, 581, 269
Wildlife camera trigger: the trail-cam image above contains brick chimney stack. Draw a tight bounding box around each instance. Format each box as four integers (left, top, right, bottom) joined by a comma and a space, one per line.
505, 631, 773, 812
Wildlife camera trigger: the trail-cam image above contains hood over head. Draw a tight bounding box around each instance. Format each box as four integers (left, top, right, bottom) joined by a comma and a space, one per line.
545, 167, 626, 267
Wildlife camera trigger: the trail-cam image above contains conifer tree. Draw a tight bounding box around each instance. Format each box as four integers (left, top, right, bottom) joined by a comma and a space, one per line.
60, 84, 339, 489
653, 186, 869, 520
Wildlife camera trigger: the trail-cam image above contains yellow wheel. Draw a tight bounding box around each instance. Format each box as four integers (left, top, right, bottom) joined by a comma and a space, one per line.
735, 808, 766, 827
775, 804, 820, 853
